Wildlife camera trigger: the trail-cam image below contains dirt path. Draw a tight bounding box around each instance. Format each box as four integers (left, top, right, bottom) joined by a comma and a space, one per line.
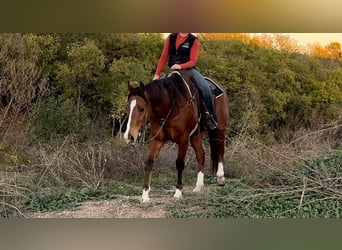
24, 185, 206, 218
25, 185, 208, 218
24, 142, 211, 218
26, 195, 175, 218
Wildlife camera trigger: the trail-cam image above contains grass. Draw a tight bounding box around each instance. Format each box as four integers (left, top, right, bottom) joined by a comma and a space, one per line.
166, 152, 342, 218
1, 159, 341, 217
167, 181, 340, 218
1, 130, 341, 218
23, 181, 142, 214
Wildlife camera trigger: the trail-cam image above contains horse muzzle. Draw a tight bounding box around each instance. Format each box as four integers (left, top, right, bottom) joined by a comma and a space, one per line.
123, 131, 139, 146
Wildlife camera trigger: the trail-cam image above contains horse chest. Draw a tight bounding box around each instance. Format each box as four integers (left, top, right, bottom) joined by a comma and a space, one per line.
152, 122, 181, 142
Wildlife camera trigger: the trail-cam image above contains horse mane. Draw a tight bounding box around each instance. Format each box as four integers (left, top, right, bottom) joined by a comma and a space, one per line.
145, 72, 195, 109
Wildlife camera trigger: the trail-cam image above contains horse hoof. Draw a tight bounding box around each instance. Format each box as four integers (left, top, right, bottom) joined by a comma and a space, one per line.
193, 185, 203, 193
173, 189, 183, 199
141, 197, 151, 203
141, 188, 151, 203
217, 176, 226, 186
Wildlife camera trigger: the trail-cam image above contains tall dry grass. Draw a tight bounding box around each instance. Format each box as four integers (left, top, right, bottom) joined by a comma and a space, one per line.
226, 123, 342, 187
1, 116, 341, 216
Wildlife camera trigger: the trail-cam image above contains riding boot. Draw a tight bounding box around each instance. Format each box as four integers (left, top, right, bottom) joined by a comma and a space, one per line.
189, 68, 218, 130
205, 111, 217, 130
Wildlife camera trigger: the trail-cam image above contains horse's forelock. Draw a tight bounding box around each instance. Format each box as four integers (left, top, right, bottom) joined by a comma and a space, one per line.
128, 86, 146, 101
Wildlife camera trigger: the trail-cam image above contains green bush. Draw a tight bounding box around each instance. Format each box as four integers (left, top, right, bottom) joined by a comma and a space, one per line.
30, 96, 89, 142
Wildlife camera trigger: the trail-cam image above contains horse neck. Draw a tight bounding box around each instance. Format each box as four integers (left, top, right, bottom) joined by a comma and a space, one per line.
146, 87, 173, 120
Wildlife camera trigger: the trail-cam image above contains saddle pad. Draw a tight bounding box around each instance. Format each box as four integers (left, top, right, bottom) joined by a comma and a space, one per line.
204, 77, 225, 98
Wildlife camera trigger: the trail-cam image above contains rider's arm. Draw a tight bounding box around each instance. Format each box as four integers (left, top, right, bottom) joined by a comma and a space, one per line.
154, 36, 170, 79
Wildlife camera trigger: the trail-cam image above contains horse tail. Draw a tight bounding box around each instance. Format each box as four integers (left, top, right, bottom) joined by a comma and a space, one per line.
208, 130, 219, 175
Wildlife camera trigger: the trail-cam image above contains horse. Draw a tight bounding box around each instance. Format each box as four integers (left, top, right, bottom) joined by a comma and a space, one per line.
124, 70, 229, 202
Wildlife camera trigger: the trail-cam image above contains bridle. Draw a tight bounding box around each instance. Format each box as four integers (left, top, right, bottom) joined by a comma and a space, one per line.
130, 72, 199, 144
142, 99, 175, 144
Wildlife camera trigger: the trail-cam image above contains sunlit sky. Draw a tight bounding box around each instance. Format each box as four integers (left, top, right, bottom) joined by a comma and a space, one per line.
253, 33, 342, 46
164, 33, 342, 47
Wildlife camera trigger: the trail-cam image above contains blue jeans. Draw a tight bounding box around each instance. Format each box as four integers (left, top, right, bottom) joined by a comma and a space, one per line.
189, 68, 218, 122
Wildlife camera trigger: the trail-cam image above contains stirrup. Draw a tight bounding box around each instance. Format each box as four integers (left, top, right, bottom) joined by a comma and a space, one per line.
206, 117, 217, 130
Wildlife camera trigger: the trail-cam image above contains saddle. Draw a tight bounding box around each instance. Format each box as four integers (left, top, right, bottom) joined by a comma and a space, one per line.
168, 71, 223, 130
204, 76, 225, 98
167, 71, 224, 98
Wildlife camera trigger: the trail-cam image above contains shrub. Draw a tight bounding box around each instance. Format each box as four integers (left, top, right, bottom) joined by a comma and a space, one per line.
30, 96, 89, 142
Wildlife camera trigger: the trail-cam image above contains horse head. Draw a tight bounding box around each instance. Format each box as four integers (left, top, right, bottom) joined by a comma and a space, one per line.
124, 82, 149, 145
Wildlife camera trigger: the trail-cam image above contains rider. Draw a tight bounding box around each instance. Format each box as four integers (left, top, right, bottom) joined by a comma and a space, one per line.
152, 33, 218, 130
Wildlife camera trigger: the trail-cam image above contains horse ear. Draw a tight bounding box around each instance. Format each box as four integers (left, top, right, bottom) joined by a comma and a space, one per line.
128, 81, 134, 92
139, 82, 145, 92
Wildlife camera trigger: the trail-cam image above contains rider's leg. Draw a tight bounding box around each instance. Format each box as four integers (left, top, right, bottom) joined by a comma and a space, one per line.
189, 68, 218, 123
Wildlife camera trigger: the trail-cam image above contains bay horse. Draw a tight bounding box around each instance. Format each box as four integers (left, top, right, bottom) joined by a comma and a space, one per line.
124, 70, 229, 202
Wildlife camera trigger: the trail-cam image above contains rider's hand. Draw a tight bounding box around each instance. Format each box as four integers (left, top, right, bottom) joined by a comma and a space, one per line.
152, 74, 160, 80
170, 64, 182, 70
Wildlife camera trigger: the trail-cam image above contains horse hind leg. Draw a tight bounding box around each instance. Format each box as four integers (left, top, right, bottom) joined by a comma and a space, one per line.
208, 129, 226, 186
217, 162, 226, 186
174, 142, 189, 199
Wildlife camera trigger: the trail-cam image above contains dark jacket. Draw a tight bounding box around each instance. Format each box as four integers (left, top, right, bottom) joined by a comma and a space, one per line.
168, 33, 197, 67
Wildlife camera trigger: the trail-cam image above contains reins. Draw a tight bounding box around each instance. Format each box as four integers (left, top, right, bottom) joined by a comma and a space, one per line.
142, 99, 175, 144
141, 71, 197, 144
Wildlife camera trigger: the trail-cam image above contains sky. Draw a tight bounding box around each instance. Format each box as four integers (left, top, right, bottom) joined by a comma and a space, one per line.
165, 33, 342, 47
259, 33, 342, 46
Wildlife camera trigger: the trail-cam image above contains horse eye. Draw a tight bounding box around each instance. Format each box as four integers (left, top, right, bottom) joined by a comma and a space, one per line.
138, 107, 145, 112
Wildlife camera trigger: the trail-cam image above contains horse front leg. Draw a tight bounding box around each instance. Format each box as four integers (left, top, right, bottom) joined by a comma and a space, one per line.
142, 139, 164, 203
174, 142, 189, 199
190, 134, 205, 192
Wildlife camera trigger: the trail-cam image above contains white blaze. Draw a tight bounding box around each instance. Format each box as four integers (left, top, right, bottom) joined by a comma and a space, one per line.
124, 99, 136, 143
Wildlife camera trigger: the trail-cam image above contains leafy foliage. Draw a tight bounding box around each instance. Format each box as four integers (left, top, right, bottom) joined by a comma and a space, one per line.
1, 33, 341, 218
0, 34, 48, 136
198, 38, 342, 135
30, 95, 89, 141
167, 152, 341, 218
1, 33, 340, 138
25, 181, 141, 213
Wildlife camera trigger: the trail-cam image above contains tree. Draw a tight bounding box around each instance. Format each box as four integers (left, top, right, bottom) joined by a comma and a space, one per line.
56, 38, 105, 114
0, 34, 48, 135
308, 42, 330, 58
272, 33, 299, 52
326, 42, 341, 60
250, 34, 274, 48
